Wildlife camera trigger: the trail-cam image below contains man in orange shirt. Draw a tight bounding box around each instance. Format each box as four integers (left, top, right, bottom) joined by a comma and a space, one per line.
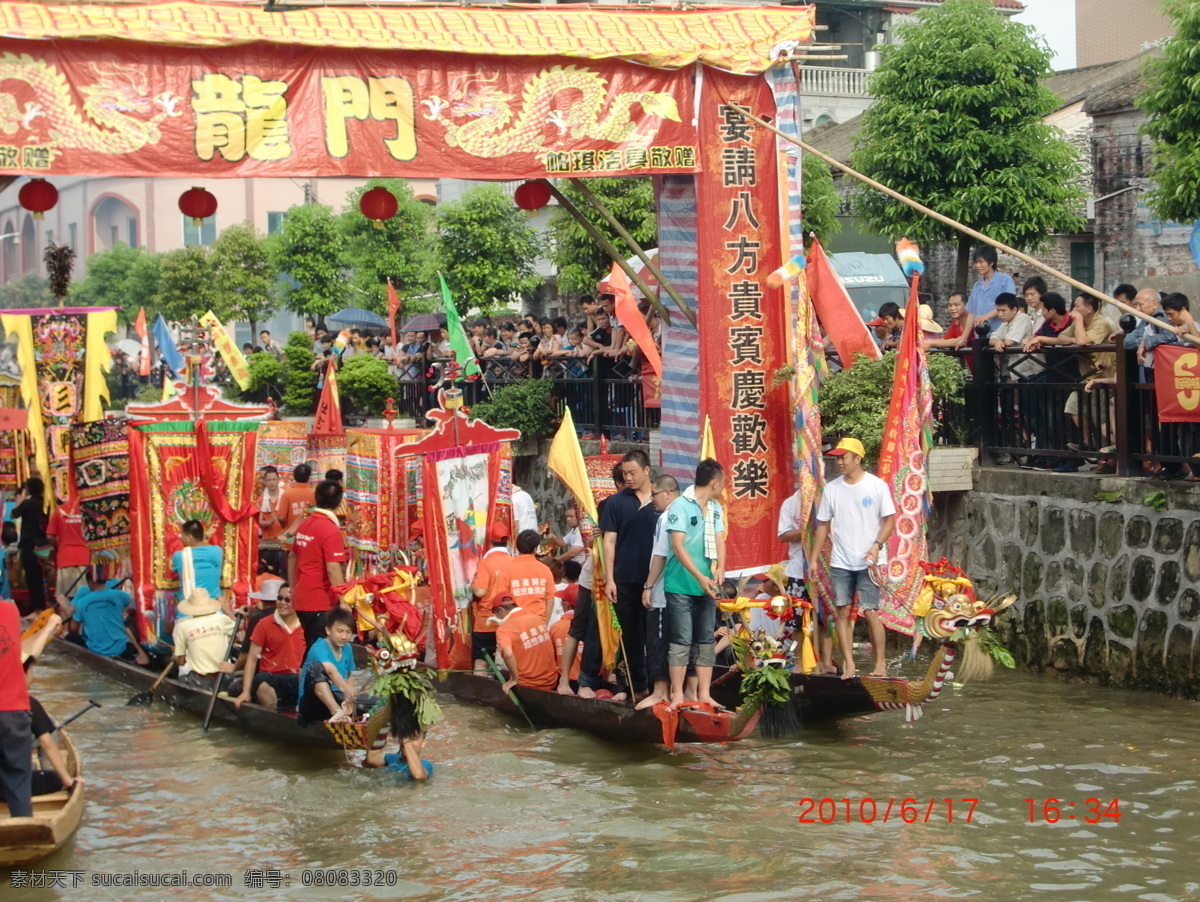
488, 530, 555, 623
277, 464, 316, 537
493, 596, 559, 692
548, 606, 581, 683
469, 522, 512, 672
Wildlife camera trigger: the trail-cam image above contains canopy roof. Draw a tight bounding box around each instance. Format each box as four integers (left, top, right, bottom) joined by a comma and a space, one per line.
0, 2, 816, 74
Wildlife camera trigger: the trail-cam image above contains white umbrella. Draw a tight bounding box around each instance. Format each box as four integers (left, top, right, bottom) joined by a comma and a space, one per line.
621, 249, 659, 299
116, 338, 142, 358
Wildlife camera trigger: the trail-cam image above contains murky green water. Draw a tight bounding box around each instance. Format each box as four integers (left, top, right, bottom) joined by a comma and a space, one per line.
8, 647, 1200, 901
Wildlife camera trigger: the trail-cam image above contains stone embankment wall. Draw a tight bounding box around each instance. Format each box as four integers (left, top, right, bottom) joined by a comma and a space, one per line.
929, 469, 1200, 698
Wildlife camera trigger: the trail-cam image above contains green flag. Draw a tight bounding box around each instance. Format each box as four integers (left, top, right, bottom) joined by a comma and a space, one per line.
438, 273, 481, 378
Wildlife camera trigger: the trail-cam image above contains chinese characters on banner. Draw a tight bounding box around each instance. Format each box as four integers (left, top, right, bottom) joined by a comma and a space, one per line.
1154, 345, 1200, 422
696, 69, 792, 571
0, 41, 696, 179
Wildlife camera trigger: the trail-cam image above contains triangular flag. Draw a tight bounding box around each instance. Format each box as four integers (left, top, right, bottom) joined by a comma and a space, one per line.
546, 407, 598, 524
599, 262, 662, 377
387, 278, 401, 352
807, 237, 880, 369
134, 307, 151, 377
700, 414, 716, 461
437, 273, 481, 378
313, 360, 344, 435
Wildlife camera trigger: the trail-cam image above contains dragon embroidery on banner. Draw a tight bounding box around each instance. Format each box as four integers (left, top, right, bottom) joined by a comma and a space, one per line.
421, 65, 681, 158
0, 53, 180, 155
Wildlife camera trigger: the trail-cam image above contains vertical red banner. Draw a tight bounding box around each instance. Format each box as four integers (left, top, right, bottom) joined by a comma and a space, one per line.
1154, 345, 1200, 422
696, 68, 791, 571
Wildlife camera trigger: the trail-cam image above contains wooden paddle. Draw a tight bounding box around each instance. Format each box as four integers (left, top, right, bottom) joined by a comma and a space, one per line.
202, 611, 245, 732
482, 650, 537, 732
127, 660, 176, 706
54, 700, 101, 732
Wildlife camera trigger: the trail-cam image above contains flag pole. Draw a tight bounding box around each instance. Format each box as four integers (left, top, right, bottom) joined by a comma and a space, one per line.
735, 106, 1200, 347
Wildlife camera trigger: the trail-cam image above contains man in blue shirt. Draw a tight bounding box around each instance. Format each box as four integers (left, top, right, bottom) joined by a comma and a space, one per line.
966, 246, 1016, 337
61, 574, 148, 664
171, 519, 224, 602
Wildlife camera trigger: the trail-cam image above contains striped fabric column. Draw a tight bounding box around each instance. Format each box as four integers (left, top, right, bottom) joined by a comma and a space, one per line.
655, 174, 701, 480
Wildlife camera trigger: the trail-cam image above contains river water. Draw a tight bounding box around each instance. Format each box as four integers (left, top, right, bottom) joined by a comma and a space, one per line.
8, 646, 1200, 902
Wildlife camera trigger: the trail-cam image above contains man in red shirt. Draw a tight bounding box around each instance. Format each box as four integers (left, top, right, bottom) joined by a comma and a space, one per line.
493, 596, 560, 692
233, 588, 305, 709
488, 530, 556, 623
289, 480, 349, 649
0, 599, 33, 817
46, 495, 90, 606
469, 522, 512, 672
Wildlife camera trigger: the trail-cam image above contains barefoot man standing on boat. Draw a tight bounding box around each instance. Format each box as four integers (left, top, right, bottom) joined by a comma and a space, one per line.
807, 438, 895, 681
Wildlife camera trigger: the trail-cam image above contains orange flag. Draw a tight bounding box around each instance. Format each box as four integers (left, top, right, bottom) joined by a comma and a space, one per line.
600, 262, 662, 377
387, 278, 401, 351
806, 237, 880, 369
313, 359, 344, 435
134, 306, 151, 377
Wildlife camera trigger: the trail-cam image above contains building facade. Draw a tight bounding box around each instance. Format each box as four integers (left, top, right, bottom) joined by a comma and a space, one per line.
1076, 0, 1173, 68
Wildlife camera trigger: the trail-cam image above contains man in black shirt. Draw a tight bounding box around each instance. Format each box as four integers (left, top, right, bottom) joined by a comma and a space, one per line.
599, 450, 658, 699
12, 477, 48, 611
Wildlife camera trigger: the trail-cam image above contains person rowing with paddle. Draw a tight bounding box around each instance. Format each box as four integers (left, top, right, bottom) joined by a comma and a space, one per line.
172, 589, 236, 688
59, 571, 149, 667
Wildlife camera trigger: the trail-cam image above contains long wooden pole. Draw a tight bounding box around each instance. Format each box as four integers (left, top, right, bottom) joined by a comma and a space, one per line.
544, 182, 692, 329
567, 177, 697, 328
738, 106, 1200, 347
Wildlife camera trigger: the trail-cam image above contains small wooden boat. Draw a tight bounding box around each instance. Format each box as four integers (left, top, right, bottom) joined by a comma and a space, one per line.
438, 671, 760, 746
52, 638, 347, 752
0, 730, 85, 866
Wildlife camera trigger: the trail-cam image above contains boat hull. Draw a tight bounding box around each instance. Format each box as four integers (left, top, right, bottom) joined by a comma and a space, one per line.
708, 668, 909, 723
0, 731, 84, 867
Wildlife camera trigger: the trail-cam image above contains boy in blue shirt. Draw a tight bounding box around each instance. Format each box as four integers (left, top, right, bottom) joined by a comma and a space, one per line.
170, 519, 224, 603
298, 608, 360, 725
61, 573, 149, 665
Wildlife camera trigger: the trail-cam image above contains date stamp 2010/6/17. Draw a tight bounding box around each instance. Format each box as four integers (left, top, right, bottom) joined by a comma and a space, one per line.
797, 797, 1123, 825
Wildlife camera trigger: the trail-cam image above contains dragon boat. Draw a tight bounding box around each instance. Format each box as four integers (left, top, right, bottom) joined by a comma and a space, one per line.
0, 731, 85, 867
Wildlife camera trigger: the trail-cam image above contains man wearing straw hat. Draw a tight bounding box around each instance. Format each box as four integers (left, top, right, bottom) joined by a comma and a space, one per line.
173, 588, 236, 688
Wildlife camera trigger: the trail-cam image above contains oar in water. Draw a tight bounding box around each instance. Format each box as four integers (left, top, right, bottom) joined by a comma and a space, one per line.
482, 650, 536, 732
127, 660, 176, 706
54, 700, 101, 732
203, 612, 245, 732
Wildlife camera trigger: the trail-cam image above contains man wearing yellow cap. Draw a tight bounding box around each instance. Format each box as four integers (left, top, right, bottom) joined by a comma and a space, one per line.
807, 438, 895, 680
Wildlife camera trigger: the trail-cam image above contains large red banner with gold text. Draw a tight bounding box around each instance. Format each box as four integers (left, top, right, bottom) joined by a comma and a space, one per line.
696, 68, 791, 572
0, 40, 696, 179
1154, 345, 1200, 422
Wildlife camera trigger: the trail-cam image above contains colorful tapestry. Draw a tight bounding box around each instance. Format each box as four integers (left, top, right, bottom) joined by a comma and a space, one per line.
306, 433, 346, 482
70, 417, 131, 559
876, 276, 934, 636
255, 420, 309, 488
0, 426, 29, 490
343, 428, 426, 572
432, 450, 491, 613
346, 430, 384, 556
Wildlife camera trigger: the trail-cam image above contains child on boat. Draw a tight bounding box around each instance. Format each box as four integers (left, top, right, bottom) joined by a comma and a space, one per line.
297, 608, 365, 725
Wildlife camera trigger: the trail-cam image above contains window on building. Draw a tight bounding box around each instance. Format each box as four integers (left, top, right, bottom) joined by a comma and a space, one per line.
267, 211, 286, 234
183, 215, 217, 247
68, 223, 77, 251
1070, 242, 1095, 290
110, 225, 119, 248
814, 114, 834, 128
128, 216, 138, 247
45, 229, 53, 246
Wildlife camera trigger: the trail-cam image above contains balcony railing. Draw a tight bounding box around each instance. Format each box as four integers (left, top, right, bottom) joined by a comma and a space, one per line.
799, 65, 871, 98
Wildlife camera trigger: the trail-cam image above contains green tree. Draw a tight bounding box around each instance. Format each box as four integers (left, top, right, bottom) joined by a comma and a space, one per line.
70, 243, 161, 324
1138, 1, 1200, 224
801, 153, 842, 249
340, 180, 435, 313
437, 184, 543, 315
468, 378, 557, 439
547, 177, 655, 297
850, 0, 1085, 291
210, 223, 278, 334
154, 246, 217, 322
337, 353, 397, 416
0, 273, 53, 308
268, 203, 348, 323
280, 330, 318, 415
225, 351, 284, 405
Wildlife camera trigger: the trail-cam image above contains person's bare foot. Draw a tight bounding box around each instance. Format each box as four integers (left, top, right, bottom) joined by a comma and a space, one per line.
609, 692, 628, 703
634, 693, 665, 710
556, 680, 575, 696
696, 695, 727, 711
135, 653, 150, 666
577, 686, 596, 699
840, 668, 857, 681
868, 669, 887, 678
667, 693, 687, 710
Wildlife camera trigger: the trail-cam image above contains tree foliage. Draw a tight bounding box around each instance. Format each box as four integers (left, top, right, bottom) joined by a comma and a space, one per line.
850, 0, 1085, 289
437, 184, 543, 315
547, 177, 655, 297
340, 179, 435, 312
281, 330, 319, 415
269, 203, 348, 321
154, 246, 217, 322
210, 223, 278, 332
1138, 0, 1200, 224
0, 273, 54, 309
70, 243, 161, 324
337, 353, 397, 416
468, 378, 557, 439
801, 154, 842, 249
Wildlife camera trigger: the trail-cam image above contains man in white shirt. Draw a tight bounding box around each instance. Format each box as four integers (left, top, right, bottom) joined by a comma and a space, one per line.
511, 486, 538, 536
807, 438, 896, 681
637, 474, 681, 710
989, 293, 1037, 380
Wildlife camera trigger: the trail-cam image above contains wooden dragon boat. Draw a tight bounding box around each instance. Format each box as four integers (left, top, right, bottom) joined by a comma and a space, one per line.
51, 638, 348, 752
0, 730, 85, 867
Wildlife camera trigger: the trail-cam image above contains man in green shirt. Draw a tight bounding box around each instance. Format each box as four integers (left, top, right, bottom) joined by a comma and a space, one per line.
662, 458, 726, 710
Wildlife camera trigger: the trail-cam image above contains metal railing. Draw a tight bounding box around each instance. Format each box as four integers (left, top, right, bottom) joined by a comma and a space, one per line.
799, 65, 871, 97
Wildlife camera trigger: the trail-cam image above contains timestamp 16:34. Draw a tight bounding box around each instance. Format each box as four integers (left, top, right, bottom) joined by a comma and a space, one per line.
1026, 798, 1121, 823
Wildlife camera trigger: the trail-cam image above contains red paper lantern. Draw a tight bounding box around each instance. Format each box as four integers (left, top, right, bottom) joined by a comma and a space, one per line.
514, 180, 552, 211
178, 186, 218, 226
18, 178, 58, 221
359, 187, 399, 229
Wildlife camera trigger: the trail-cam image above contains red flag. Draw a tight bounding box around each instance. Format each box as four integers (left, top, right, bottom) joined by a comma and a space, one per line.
599, 262, 662, 377
387, 278, 402, 352
1154, 345, 1200, 422
806, 238, 880, 369
313, 360, 344, 435
134, 306, 151, 376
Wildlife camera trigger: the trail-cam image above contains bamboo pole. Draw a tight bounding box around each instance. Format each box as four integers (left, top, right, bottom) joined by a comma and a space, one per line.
544, 182, 691, 329
566, 177, 697, 329
737, 106, 1200, 347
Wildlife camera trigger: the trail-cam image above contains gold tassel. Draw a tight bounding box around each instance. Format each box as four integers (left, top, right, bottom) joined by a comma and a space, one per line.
956, 635, 995, 684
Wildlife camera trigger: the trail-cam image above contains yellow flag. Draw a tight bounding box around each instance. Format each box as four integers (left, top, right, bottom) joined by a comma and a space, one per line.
83, 310, 117, 422
198, 310, 251, 390
546, 407, 597, 524
700, 414, 716, 461
0, 314, 50, 503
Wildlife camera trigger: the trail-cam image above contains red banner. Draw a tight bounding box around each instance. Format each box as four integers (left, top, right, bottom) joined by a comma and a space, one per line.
0, 40, 696, 179
1154, 344, 1200, 422
695, 68, 791, 572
